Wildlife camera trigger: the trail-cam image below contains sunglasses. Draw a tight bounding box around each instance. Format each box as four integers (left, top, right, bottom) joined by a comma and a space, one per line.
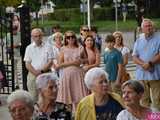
66, 35, 75, 39
83, 29, 89, 32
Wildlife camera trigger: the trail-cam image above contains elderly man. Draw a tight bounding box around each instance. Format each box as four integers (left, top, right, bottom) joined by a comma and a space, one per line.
24, 28, 53, 101
132, 18, 160, 111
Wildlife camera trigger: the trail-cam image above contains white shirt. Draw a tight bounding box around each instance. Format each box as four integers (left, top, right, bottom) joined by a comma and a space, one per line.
117, 46, 130, 56
24, 42, 54, 70
117, 109, 141, 120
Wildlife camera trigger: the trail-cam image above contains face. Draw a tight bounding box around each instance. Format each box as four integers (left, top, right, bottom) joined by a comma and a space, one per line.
85, 36, 94, 48
65, 32, 76, 45
9, 100, 33, 120
81, 27, 89, 37
106, 41, 115, 49
31, 30, 43, 46
92, 75, 109, 96
55, 34, 63, 45
114, 34, 122, 45
42, 80, 58, 101
142, 21, 154, 36
122, 85, 142, 107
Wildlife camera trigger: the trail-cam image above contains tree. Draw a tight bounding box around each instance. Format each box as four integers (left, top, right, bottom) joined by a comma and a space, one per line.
0, 0, 21, 7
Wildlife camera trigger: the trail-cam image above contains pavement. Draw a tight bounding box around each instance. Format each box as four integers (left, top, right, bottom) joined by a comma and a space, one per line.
0, 31, 136, 120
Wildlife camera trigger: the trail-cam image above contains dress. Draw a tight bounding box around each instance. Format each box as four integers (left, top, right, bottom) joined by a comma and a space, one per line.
56, 46, 88, 104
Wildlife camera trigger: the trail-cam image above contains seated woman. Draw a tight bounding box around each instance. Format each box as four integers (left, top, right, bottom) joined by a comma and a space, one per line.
7, 90, 34, 120
75, 67, 124, 120
34, 72, 71, 120
117, 80, 151, 120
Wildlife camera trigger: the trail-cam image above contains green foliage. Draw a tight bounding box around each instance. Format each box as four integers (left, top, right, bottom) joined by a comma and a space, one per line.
48, 8, 81, 21
93, 7, 114, 20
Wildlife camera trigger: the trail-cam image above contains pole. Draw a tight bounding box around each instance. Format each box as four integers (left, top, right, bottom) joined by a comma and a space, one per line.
87, 0, 91, 29
115, 0, 118, 31
83, 2, 86, 25
41, 0, 44, 24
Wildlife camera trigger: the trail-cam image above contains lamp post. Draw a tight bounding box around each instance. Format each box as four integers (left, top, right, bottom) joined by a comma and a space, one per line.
87, 0, 91, 29
80, 0, 87, 25
113, 0, 121, 31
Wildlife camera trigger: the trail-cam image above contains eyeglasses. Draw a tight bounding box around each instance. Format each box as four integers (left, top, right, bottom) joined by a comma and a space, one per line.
66, 35, 75, 39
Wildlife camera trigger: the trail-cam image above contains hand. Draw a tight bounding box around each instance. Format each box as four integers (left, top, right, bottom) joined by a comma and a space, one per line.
82, 66, 89, 72
35, 70, 41, 76
142, 63, 151, 71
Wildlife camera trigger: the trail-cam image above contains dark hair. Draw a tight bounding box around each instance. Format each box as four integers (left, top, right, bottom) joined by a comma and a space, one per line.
52, 24, 61, 29
64, 30, 78, 47
83, 35, 95, 52
90, 26, 97, 33
122, 80, 144, 94
105, 34, 115, 43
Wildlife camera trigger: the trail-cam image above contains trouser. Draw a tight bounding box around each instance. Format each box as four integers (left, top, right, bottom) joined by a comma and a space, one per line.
27, 72, 38, 102
140, 80, 160, 111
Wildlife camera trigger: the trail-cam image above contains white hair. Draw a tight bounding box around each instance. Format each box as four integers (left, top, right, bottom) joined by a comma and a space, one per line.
84, 67, 109, 89
7, 90, 34, 109
141, 18, 154, 28
36, 72, 59, 90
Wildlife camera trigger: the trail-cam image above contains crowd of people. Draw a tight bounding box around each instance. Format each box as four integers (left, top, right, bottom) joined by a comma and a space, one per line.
3, 18, 160, 120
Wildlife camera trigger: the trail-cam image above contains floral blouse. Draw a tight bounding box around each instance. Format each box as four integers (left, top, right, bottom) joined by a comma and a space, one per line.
34, 102, 71, 120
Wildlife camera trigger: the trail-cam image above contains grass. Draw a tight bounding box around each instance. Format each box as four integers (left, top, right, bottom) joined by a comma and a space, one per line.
32, 18, 160, 33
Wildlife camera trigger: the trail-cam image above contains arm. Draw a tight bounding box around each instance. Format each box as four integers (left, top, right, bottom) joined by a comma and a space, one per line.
83, 49, 100, 71
25, 62, 41, 76
116, 63, 123, 84
57, 51, 81, 69
41, 59, 53, 72
123, 53, 129, 66
132, 55, 145, 66
150, 53, 160, 64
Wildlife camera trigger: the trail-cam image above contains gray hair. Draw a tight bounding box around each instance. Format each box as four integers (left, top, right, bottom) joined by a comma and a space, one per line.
36, 72, 59, 90
31, 28, 43, 36
84, 67, 109, 89
141, 18, 154, 28
7, 90, 34, 110
122, 80, 144, 94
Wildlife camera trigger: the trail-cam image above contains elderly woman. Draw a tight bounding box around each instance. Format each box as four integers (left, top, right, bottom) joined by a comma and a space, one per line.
117, 80, 151, 120
75, 67, 124, 120
7, 90, 34, 120
34, 73, 71, 120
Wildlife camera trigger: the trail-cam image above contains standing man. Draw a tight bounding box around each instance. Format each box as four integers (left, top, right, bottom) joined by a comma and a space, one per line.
132, 19, 160, 111
24, 28, 53, 101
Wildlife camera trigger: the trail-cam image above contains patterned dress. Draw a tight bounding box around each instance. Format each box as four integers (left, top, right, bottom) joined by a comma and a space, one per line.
56, 46, 88, 104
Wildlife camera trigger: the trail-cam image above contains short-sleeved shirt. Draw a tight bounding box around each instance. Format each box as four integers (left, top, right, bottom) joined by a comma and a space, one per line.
103, 48, 123, 81
24, 42, 54, 70
132, 33, 160, 80
116, 46, 130, 56
95, 97, 123, 120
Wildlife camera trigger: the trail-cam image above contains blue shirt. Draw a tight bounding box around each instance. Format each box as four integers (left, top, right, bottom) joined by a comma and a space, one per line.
132, 33, 160, 80
103, 48, 123, 81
